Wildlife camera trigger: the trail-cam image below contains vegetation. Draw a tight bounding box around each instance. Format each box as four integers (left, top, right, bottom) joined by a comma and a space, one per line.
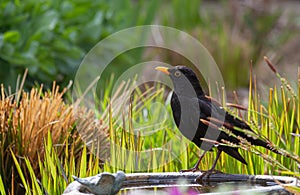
0, 0, 294, 90
0, 57, 299, 194
0, 0, 159, 89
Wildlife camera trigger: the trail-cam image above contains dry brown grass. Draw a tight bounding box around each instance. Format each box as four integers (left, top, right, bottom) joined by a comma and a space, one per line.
0, 83, 77, 168
0, 80, 111, 193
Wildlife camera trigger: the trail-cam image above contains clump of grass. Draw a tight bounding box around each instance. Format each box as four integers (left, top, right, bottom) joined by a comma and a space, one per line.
244, 57, 300, 193
0, 80, 83, 193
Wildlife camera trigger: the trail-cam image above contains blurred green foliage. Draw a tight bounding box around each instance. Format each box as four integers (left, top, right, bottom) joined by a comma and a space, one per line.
0, 0, 159, 90
0, 0, 295, 90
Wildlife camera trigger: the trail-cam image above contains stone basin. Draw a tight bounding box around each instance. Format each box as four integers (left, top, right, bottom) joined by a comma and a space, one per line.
120, 172, 298, 194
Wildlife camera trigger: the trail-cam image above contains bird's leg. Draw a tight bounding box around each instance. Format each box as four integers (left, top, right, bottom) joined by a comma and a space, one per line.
207, 149, 222, 173
196, 150, 223, 181
180, 151, 207, 172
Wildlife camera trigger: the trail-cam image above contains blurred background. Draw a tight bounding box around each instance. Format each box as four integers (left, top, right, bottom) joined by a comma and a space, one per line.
1, 0, 299, 95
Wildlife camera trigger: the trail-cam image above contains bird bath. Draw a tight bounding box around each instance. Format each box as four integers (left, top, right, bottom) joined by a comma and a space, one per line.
120, 172, 298, 194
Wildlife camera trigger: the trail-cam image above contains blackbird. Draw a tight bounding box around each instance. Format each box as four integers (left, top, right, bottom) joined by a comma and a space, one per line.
155, 65, 277, 174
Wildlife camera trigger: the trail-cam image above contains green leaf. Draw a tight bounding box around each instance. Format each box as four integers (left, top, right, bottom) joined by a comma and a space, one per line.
0, 174, 6, 195
79, 145, 87, 178
3, 30, 20, 43
10, 148, 29, 193
24, 157, 43, 194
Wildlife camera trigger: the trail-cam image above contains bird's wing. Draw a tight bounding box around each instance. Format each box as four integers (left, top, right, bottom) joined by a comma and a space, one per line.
201, 98, 274, 150
197, 98, 247, 142
198, 98, 252, 134
197, 97, 222, 120
195, 98, 224, 148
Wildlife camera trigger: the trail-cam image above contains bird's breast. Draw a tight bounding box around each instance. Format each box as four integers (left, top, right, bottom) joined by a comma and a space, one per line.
171, 93, 200, 141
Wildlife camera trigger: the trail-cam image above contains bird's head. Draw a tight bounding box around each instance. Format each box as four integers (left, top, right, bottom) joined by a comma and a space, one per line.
155, 65, 204, 97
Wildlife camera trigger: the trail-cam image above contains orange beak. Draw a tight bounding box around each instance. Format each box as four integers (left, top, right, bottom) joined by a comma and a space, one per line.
155, 66, 170, 75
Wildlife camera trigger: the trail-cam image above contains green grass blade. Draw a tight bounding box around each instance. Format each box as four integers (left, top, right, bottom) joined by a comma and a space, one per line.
0, 174, 6, 195
24, 157, 43, 194
79, 145, 87, 178
10, 148, 30, 193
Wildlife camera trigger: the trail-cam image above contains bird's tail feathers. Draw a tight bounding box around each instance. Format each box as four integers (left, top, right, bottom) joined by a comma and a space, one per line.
218, 146, 247, 165
250, 139, 300, 164
252, 139, 280, 154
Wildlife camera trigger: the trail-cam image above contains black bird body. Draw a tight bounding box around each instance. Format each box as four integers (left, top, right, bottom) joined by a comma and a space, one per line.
156, 65, 276, 172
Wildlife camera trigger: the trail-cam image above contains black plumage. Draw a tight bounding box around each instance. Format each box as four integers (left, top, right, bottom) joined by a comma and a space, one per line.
156, 65, 277, 173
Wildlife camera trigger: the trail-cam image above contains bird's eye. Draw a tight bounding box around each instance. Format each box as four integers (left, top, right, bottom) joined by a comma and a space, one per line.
174, 71, 181, 77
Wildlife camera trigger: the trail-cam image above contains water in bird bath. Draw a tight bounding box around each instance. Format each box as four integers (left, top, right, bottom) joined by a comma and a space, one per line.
120, 172, 296, 195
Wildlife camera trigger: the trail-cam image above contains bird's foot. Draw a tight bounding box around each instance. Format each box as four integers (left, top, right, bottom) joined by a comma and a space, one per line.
202, 169, 223, 174
180, 166, 200, 173
195, 169, 223, 183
